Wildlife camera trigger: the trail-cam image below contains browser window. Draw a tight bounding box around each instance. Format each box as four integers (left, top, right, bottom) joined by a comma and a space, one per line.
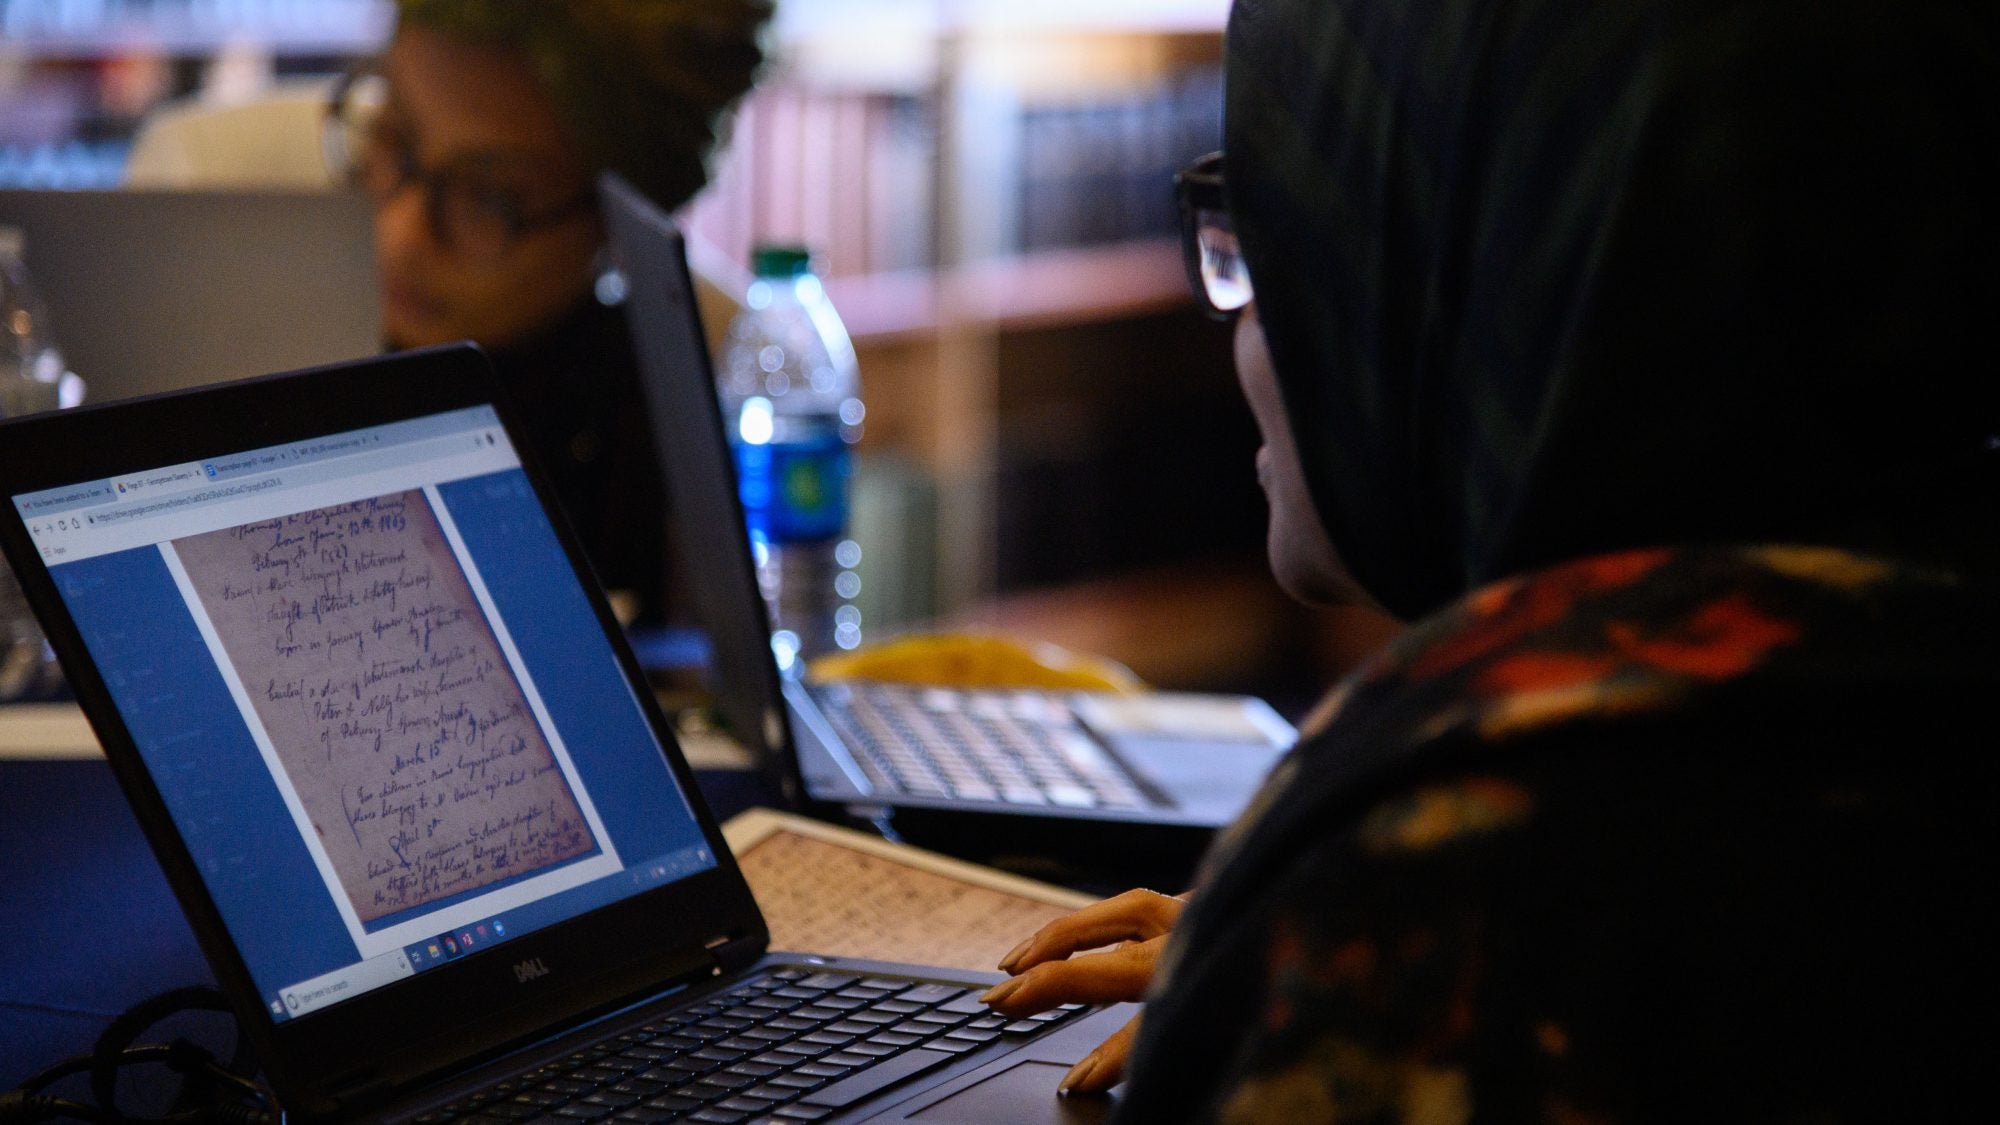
13, 406, 715, 1021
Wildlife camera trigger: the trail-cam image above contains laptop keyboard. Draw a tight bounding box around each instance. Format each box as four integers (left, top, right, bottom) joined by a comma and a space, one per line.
809, 682, 1156, 810
413, 969, 1088, 1125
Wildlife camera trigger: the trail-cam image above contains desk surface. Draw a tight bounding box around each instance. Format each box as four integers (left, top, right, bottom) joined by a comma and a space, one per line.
0, 758, 209, 1088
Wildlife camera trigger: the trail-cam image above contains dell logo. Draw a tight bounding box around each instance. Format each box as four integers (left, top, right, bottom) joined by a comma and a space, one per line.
513, 958, 550, 983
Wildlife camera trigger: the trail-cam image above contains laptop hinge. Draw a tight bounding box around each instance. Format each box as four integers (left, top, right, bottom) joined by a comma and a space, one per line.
705, 933, 763, 975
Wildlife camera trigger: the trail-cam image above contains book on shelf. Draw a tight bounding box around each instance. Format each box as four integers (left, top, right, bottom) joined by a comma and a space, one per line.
684, 66, 1221, 280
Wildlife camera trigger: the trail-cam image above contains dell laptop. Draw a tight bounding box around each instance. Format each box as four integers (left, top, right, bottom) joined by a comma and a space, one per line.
0, 347, 1129, 1124
601, 174, 1293, 839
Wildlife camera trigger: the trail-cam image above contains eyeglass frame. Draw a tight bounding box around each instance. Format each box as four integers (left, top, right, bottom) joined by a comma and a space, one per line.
320, 60, 598, 261
1174, 151, 1254, 321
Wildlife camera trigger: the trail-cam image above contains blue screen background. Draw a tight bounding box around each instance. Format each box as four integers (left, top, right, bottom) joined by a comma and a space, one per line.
52, 468, 711, 1002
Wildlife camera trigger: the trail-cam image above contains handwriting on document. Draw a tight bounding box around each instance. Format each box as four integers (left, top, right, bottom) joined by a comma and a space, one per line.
736, 829, 1086, 972
173, 490, 596, 923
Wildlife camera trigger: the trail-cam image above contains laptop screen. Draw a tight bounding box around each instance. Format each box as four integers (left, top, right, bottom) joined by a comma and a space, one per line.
11, 404, 716, 1023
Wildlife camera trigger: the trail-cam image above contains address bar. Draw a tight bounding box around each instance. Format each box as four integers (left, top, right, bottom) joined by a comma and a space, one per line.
91, 476, 285, 524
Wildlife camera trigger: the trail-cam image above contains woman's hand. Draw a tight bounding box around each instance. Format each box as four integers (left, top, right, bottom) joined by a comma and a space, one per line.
980, 888, 1187, 1094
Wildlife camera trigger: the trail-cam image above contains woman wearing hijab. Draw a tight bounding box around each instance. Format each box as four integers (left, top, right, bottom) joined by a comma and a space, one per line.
984, 0, 1997, 1118
324, 1, 771, 622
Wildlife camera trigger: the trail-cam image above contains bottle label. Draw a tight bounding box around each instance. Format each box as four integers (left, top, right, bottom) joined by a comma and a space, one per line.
734, 427, 851, 544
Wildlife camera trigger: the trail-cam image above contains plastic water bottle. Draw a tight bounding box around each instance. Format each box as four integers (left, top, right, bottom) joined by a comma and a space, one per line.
717, 246, 865, 671
0, 227, 84, 700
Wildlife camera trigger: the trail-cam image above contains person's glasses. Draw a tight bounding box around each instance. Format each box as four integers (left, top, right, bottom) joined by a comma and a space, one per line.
321, 62, 595, 263
1175, 152, 1252, 320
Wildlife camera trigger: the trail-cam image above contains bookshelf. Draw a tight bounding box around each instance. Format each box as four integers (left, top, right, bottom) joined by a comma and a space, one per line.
688, 3, 1234, 626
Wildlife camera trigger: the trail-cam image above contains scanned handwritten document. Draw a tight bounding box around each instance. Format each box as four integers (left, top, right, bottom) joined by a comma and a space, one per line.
724, 810, 1093, 972
173, 490, 595, 923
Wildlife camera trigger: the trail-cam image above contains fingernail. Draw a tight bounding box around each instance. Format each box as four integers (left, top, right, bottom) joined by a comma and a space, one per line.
1058, 1056, 1097, 1094
998, 939, 1032, 971
980, 978, 1022, 1005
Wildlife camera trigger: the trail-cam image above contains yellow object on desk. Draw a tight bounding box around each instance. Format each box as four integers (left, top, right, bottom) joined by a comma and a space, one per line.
806, 633, 1143, 694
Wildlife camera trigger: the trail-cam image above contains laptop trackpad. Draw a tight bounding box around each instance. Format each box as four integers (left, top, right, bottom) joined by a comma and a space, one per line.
906, 1061, 1114, 1123
1117, 737, 1286, 820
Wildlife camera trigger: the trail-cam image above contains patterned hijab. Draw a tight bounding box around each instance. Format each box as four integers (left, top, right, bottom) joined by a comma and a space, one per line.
1226, 0, 1998, 621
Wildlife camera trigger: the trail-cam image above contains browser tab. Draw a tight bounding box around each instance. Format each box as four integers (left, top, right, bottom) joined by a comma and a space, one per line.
109, 462, 207, 500
201, 448, 289, 482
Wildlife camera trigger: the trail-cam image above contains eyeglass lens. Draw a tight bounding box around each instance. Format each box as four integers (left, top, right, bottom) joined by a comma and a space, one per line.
329, 72, 576, 261
1196, 211, 1253, 313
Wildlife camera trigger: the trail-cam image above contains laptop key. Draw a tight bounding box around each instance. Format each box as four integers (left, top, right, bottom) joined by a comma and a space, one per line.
1002, 1021, 1044, 1035
609, 1111, 679, 1125
763, 1074, 822, 1092
934, 994, 989, 1016
641, 1095, 701, 1113
819, 1052, 877, 1068
724, 1062, 779, 1079
770, 1107, 832, 1122
895, 984, 962, 1005
796, 974, 858, 990
482, 1103, 542, 1119
793, 1063, 850, 1079
799, 1047, 957, 1109
552, 1106, 613, 1122
685, 1110, 747, 1124
695, 1072, 757, 1093
924, 1038, 979, 1055
713, 1097, 776, 1114
1045, 785, 1098, 808
841, 1041, 902, 1058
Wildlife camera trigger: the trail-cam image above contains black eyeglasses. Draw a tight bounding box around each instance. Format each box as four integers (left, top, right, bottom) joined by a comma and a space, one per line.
1175, 151, 1253, 320
320, 62, 596, 262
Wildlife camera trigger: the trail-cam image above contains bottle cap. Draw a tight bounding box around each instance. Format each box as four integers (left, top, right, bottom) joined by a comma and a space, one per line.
752, 245, 813, 278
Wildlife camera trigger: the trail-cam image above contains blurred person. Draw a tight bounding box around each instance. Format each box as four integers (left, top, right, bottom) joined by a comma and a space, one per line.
983, 0, 1997, 1119
325, 0, 770, 619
